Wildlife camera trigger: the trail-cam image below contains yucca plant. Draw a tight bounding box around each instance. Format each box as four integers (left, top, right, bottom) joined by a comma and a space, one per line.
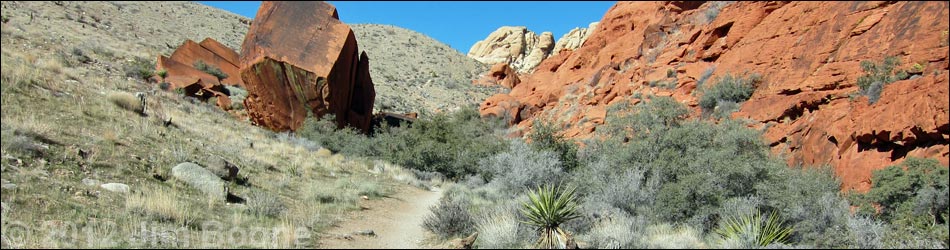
715, 209, 793, 248
520, 184, 581, 249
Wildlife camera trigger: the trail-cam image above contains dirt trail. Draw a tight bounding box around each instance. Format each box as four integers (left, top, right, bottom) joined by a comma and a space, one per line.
318, 185, 444, 249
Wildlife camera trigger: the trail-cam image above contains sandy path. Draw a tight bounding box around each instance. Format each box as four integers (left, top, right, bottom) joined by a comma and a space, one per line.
318, 185, 443, 249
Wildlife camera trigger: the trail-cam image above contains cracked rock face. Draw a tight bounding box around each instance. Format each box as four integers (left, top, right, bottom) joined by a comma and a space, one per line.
480, 1, 949, 192
468, 24, 597, 74
239, 1, 375, 133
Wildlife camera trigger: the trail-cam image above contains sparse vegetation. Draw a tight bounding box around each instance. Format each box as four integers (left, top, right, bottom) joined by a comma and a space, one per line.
856, 56, 911, 104
246, 189, 286, 218
124, 56, 156, 82
698, 73, 759, 115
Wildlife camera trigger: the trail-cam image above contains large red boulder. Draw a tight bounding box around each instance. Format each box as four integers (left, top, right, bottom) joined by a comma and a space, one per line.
480, 1, 949, 192
239, 1, 375, 133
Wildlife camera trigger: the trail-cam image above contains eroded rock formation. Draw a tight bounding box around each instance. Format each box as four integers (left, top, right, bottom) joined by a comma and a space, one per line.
552, 22, 599, 57
468, 24, 599, 74
480, 1, 949, 192
467, 27, 553, 74
239, 1, 375, 133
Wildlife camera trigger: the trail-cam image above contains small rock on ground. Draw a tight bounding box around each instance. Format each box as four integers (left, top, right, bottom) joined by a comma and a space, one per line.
100, 183, 130, 193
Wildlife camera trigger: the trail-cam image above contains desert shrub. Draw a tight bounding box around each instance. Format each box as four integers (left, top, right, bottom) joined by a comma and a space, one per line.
584, 97, 792, 233
274, 132, 321, 152
335, 177, 387, 198
296, 113, 369, 154
856, 56, 910, 104
246, 189, 285, 218
155, 69, 168, 81
424, 196, 476, 239
757, 165, 853, 247
847, 215, 886, 249
581, 212, 645, 249
297, 107, 507, 179
193, 60, 228, 81
124, 56, 155, 82
572, 157, 656, 216
698, 73, 759, 114
696, 66, 716, 89
481, 140, 564, 193
375, 107, 508, 179
528, 120, 579, 172
852, 157, 949, 247
158, 82, 171, 91
474, 207, 530, 249
712, 100, 741, 120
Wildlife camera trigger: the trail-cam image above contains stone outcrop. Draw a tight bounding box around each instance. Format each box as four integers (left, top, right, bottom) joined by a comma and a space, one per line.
154, 37, 241, 110
479, 1, 949, 192
473, 63, 521, 89
168, 38, 245, 88
467, 26, 554, 74
239, 1, 375, 133
468, 23, 599, 74
552, 22, 599, 56
155, 53, 232, 110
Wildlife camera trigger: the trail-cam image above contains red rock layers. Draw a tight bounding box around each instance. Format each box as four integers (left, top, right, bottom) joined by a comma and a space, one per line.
480, 1, 949, 192
239, 1, 375, 133
154, 37, 239, 110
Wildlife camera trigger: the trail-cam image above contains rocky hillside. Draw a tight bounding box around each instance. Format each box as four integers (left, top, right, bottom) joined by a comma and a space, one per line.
480, 1, 949, 192
467, 23, 598, 74
351, 24, 497, 115
0, 1, 439, 248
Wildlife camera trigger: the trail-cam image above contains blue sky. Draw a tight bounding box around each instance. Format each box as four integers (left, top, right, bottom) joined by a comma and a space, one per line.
198, 1, 616, 53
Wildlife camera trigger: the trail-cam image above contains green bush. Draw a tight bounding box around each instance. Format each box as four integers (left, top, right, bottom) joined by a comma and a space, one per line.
193, 60, 229, 81
856, 56, 911, 104
296, 113, 370, 155
124, 57, 156, 82
528, 120, 579, 172
852, 157, 949, 247
582, 97, 799, 235
698, 73, 759, 114
374, 107, 508, 179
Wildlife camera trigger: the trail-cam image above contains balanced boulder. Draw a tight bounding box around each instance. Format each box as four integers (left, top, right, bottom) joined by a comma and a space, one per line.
239, 1, 375, 133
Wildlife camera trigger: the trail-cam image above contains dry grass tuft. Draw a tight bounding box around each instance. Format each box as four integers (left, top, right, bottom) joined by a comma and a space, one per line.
108, 92, 144, 115
126, 185, 194, 225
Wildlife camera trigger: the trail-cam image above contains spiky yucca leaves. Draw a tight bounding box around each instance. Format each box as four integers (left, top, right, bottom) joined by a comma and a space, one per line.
715, 209, 793, 248
520, 184, 581, 249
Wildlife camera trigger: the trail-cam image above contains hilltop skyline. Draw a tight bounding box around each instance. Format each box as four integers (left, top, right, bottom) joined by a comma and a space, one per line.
197, 1, 615, 53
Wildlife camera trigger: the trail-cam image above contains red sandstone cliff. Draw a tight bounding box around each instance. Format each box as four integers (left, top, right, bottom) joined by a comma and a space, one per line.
480, 1, 950, 192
